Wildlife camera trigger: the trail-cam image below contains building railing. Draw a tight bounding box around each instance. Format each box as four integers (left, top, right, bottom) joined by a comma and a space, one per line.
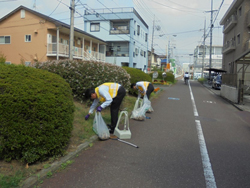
244, 40, 250, 52
47, 43, 105, 62
223, 40, 236, 54
223, 15, 237, 33
110, 29, 130, 34
247, 10, 250, 28
85, 7, 134, 15
222, 74, 237, 87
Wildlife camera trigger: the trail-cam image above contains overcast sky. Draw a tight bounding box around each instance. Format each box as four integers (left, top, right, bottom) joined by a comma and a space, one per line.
0, 0, 234, 64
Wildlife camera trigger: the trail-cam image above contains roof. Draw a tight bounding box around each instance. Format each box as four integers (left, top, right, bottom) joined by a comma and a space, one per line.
0, 5, 106, 44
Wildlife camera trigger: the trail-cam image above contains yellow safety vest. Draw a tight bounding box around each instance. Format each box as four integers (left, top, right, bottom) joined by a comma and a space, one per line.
95, 83, 119, 102
138, 82, 149, 95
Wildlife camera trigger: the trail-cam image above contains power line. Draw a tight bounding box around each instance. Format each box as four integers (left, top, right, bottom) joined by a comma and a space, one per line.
48, 0, 62, 16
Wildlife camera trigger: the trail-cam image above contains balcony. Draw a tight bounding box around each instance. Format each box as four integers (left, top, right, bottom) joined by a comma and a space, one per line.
244, 40, 250, 52
223, 15, 237, 33
223, 40, 236, 54
47, 43, 105, 62
110, 29, 130, 34
248, 11, 250, 27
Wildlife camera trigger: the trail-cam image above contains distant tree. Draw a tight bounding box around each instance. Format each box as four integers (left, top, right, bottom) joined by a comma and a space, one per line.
0, 51, 6, 64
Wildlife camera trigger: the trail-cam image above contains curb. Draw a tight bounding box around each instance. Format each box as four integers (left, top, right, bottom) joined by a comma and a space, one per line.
201, 83, 244, 111
21, 135, 98, 188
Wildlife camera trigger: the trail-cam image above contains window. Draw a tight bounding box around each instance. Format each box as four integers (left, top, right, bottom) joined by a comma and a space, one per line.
135, 48, 138, 56
137, 25, 140, 35
21, 9, 25, 18
90, 23, 100, 32
25, 35, 31, 42
0, 36, 10, 44
237, 34, 241, 45
238, 7, 242, 16
110, 21, 129, 34
25, 62, 31, 66
145, 33, 148, 42
5, 62, 11, 65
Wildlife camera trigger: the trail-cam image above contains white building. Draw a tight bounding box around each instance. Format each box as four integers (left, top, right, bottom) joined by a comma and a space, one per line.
193, 45, 223, 78
84, 7, 149, 71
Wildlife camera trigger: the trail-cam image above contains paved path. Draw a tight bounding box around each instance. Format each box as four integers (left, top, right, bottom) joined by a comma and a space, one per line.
26, 80, 250, 188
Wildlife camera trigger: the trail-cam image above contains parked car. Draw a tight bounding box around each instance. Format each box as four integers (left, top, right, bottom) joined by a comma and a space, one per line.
212, 75, 222, 90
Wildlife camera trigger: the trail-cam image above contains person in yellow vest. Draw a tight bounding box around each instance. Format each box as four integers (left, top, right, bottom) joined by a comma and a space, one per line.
131, 81, 154, 99
84, 83, 126, 134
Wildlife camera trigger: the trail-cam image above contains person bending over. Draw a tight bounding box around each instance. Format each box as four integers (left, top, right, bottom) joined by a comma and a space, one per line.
131, 81, 154, 99
85, 82, 126, 134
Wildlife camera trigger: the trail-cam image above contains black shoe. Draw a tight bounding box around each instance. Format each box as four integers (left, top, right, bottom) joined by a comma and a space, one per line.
109, 129, 114, 134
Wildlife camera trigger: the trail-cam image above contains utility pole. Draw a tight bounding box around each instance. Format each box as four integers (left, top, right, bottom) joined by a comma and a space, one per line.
33, 0, 36, 10
69, 0, 75, 60
202, 19, 206, 78
150, 15, 155, 71
209, 0, 213, 82
166, 39, 170, 70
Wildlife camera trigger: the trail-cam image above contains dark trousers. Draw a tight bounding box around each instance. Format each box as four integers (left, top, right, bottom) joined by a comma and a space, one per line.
146, 83, 154, 99
110, 86, 126, 130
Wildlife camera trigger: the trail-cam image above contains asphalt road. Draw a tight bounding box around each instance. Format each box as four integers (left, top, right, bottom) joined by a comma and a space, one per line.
39, 80, 250, 188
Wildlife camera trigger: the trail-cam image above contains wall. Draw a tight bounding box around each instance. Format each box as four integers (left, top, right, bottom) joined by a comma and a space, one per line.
221, 85, 238, 103
84, 9, 148, 70
0, 9, 56, 64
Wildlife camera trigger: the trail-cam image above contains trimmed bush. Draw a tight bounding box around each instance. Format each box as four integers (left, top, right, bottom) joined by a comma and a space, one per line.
0, 64, 74, 163
122, 67, 152, 95
198, 77, 207, 84
32, 60, 131, 102
149, 71, 175, 83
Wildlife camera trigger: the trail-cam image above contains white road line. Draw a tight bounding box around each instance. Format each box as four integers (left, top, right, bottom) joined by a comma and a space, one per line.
188, 81, 199, 117
195, 120, 217, 188
189, 82, 217, 188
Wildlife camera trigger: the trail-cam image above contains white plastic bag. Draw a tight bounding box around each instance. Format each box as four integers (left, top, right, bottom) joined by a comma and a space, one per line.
93, 112, 110, 140
131, 95, 151, 121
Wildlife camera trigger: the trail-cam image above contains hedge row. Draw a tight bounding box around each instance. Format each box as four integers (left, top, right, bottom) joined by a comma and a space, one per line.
32, 60, 131, 102
122, 67, 152, 95
149, 71, 175, 83
0, 64, 74, 163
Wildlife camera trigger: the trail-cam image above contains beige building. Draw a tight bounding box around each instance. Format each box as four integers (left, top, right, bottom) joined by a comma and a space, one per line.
220, 0, 250, 103
0, 6, 106, 65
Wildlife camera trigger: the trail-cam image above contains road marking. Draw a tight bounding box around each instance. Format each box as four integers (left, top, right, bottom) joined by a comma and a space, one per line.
189, 82, 217, 188
188, 81, 199, 117
203, 101, 216, 104
195, 120, 217, 188
168, 97, 180, 100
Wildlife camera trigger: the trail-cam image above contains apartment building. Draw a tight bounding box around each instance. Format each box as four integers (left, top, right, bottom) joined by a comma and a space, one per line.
220, 0, 250, 103
84, 7, 148, 71
0, 6, 106, 65
193, 45, 223, 78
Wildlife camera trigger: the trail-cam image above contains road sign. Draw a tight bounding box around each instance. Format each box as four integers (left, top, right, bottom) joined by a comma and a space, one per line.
153, 71, 158, 79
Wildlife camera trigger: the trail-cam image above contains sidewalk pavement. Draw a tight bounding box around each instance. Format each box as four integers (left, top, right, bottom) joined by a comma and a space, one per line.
202, 82, 250, 113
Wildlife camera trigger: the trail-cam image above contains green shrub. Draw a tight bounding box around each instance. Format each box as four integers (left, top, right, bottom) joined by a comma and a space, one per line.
0, 64, 74, 163
198, 77, 207, 84
122, 67, 151, 95
149, 71, 175, 83
32, 60, 131, 102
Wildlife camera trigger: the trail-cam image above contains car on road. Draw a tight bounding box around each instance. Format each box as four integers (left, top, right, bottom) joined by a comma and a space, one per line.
212, 75, 222, 90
